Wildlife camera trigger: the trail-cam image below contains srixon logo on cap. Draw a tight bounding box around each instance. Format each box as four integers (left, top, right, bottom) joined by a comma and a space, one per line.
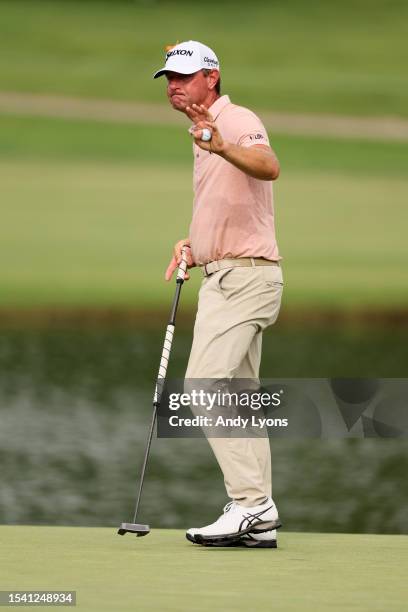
166, 49, 194, 59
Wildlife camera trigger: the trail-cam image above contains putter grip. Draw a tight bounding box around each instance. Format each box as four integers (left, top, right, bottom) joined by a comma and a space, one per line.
176, 246, 188, 282
153, 323, 174, 405
153, 247, 187, 405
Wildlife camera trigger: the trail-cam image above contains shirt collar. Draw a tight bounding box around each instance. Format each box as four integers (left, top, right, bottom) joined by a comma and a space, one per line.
208, 94, 231, 120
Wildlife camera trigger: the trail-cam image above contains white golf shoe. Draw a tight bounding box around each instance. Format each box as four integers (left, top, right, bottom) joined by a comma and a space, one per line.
187, 528, 278, 548
239, 529, 277, 548
186, 498, 281, 545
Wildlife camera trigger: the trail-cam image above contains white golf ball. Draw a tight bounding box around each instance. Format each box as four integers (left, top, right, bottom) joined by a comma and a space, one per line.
201, 128, 212, 142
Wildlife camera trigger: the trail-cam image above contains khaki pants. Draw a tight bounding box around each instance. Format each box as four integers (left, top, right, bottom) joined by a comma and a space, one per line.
185, 264, 283, 507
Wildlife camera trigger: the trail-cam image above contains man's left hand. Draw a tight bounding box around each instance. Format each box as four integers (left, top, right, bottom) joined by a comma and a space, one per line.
186, 103, 224, 154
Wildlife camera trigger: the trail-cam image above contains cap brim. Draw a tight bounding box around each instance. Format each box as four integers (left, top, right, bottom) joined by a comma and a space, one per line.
152, 67, 201, 79
153, 68, 168, 79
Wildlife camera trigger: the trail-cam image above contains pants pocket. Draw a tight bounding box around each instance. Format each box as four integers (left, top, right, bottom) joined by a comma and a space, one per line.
216, 267, 240, 300
262, 265, 284, 287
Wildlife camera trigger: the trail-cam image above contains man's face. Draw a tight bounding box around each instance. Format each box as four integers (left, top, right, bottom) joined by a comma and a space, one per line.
165, 70, 210, 112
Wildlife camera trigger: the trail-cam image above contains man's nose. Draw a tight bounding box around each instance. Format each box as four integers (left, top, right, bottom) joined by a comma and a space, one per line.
167, 77, 181, 90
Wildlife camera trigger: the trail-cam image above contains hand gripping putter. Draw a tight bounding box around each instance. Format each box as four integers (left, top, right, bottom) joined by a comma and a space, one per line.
118, 248, 188, 537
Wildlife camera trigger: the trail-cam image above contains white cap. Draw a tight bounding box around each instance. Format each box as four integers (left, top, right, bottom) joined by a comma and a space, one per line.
153, 40, 220, 79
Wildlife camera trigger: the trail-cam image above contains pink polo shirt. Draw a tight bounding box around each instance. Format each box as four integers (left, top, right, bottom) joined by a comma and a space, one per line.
189, 94, 280, 266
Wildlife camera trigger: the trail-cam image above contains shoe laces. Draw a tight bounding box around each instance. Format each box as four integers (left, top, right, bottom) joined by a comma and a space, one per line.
223, 501, 236, 514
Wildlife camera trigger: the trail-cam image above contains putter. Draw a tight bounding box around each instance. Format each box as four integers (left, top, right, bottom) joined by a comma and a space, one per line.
118, 248, 188, 537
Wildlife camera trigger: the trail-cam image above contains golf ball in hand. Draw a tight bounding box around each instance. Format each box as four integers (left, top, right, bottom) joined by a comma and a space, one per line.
201, 128, 212, 142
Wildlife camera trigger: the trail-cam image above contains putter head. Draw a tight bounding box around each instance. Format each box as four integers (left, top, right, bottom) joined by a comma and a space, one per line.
117, 522, 150, 537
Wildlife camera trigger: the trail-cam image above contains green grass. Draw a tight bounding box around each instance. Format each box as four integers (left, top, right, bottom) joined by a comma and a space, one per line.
0, 116, 406, 309
1, 0, 407, 311
2, 115, 408, 177
1, 526, 407, 611
0, 0, 407, 116
1, 149, 407, 308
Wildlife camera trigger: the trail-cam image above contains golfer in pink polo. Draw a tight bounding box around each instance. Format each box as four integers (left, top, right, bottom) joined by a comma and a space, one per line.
155, 40, 283, 547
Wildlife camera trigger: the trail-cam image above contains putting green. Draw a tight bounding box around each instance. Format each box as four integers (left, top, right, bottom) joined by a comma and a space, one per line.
1, 526, 407, 611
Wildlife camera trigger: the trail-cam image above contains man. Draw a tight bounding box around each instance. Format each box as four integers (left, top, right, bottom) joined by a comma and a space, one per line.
154, 40, 283, 547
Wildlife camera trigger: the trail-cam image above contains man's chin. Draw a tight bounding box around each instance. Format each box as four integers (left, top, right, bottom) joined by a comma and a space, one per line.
170, 96, 187, 112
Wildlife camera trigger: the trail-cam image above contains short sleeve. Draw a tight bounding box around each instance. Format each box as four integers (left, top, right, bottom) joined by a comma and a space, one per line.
233, 110, 270, 148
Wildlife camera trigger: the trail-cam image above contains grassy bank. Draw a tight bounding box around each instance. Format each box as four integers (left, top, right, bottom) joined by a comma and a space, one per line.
0, 0, 407, 116
1, 114, 407, 309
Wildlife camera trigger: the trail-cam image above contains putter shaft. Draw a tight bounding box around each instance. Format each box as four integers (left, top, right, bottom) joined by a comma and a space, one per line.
119, 249, 188, 536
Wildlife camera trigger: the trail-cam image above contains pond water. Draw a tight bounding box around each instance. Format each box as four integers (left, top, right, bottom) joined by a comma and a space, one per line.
0, 323, 407, 533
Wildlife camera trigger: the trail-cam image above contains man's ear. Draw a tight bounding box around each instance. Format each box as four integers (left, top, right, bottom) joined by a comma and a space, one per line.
208, 70, 220, 91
